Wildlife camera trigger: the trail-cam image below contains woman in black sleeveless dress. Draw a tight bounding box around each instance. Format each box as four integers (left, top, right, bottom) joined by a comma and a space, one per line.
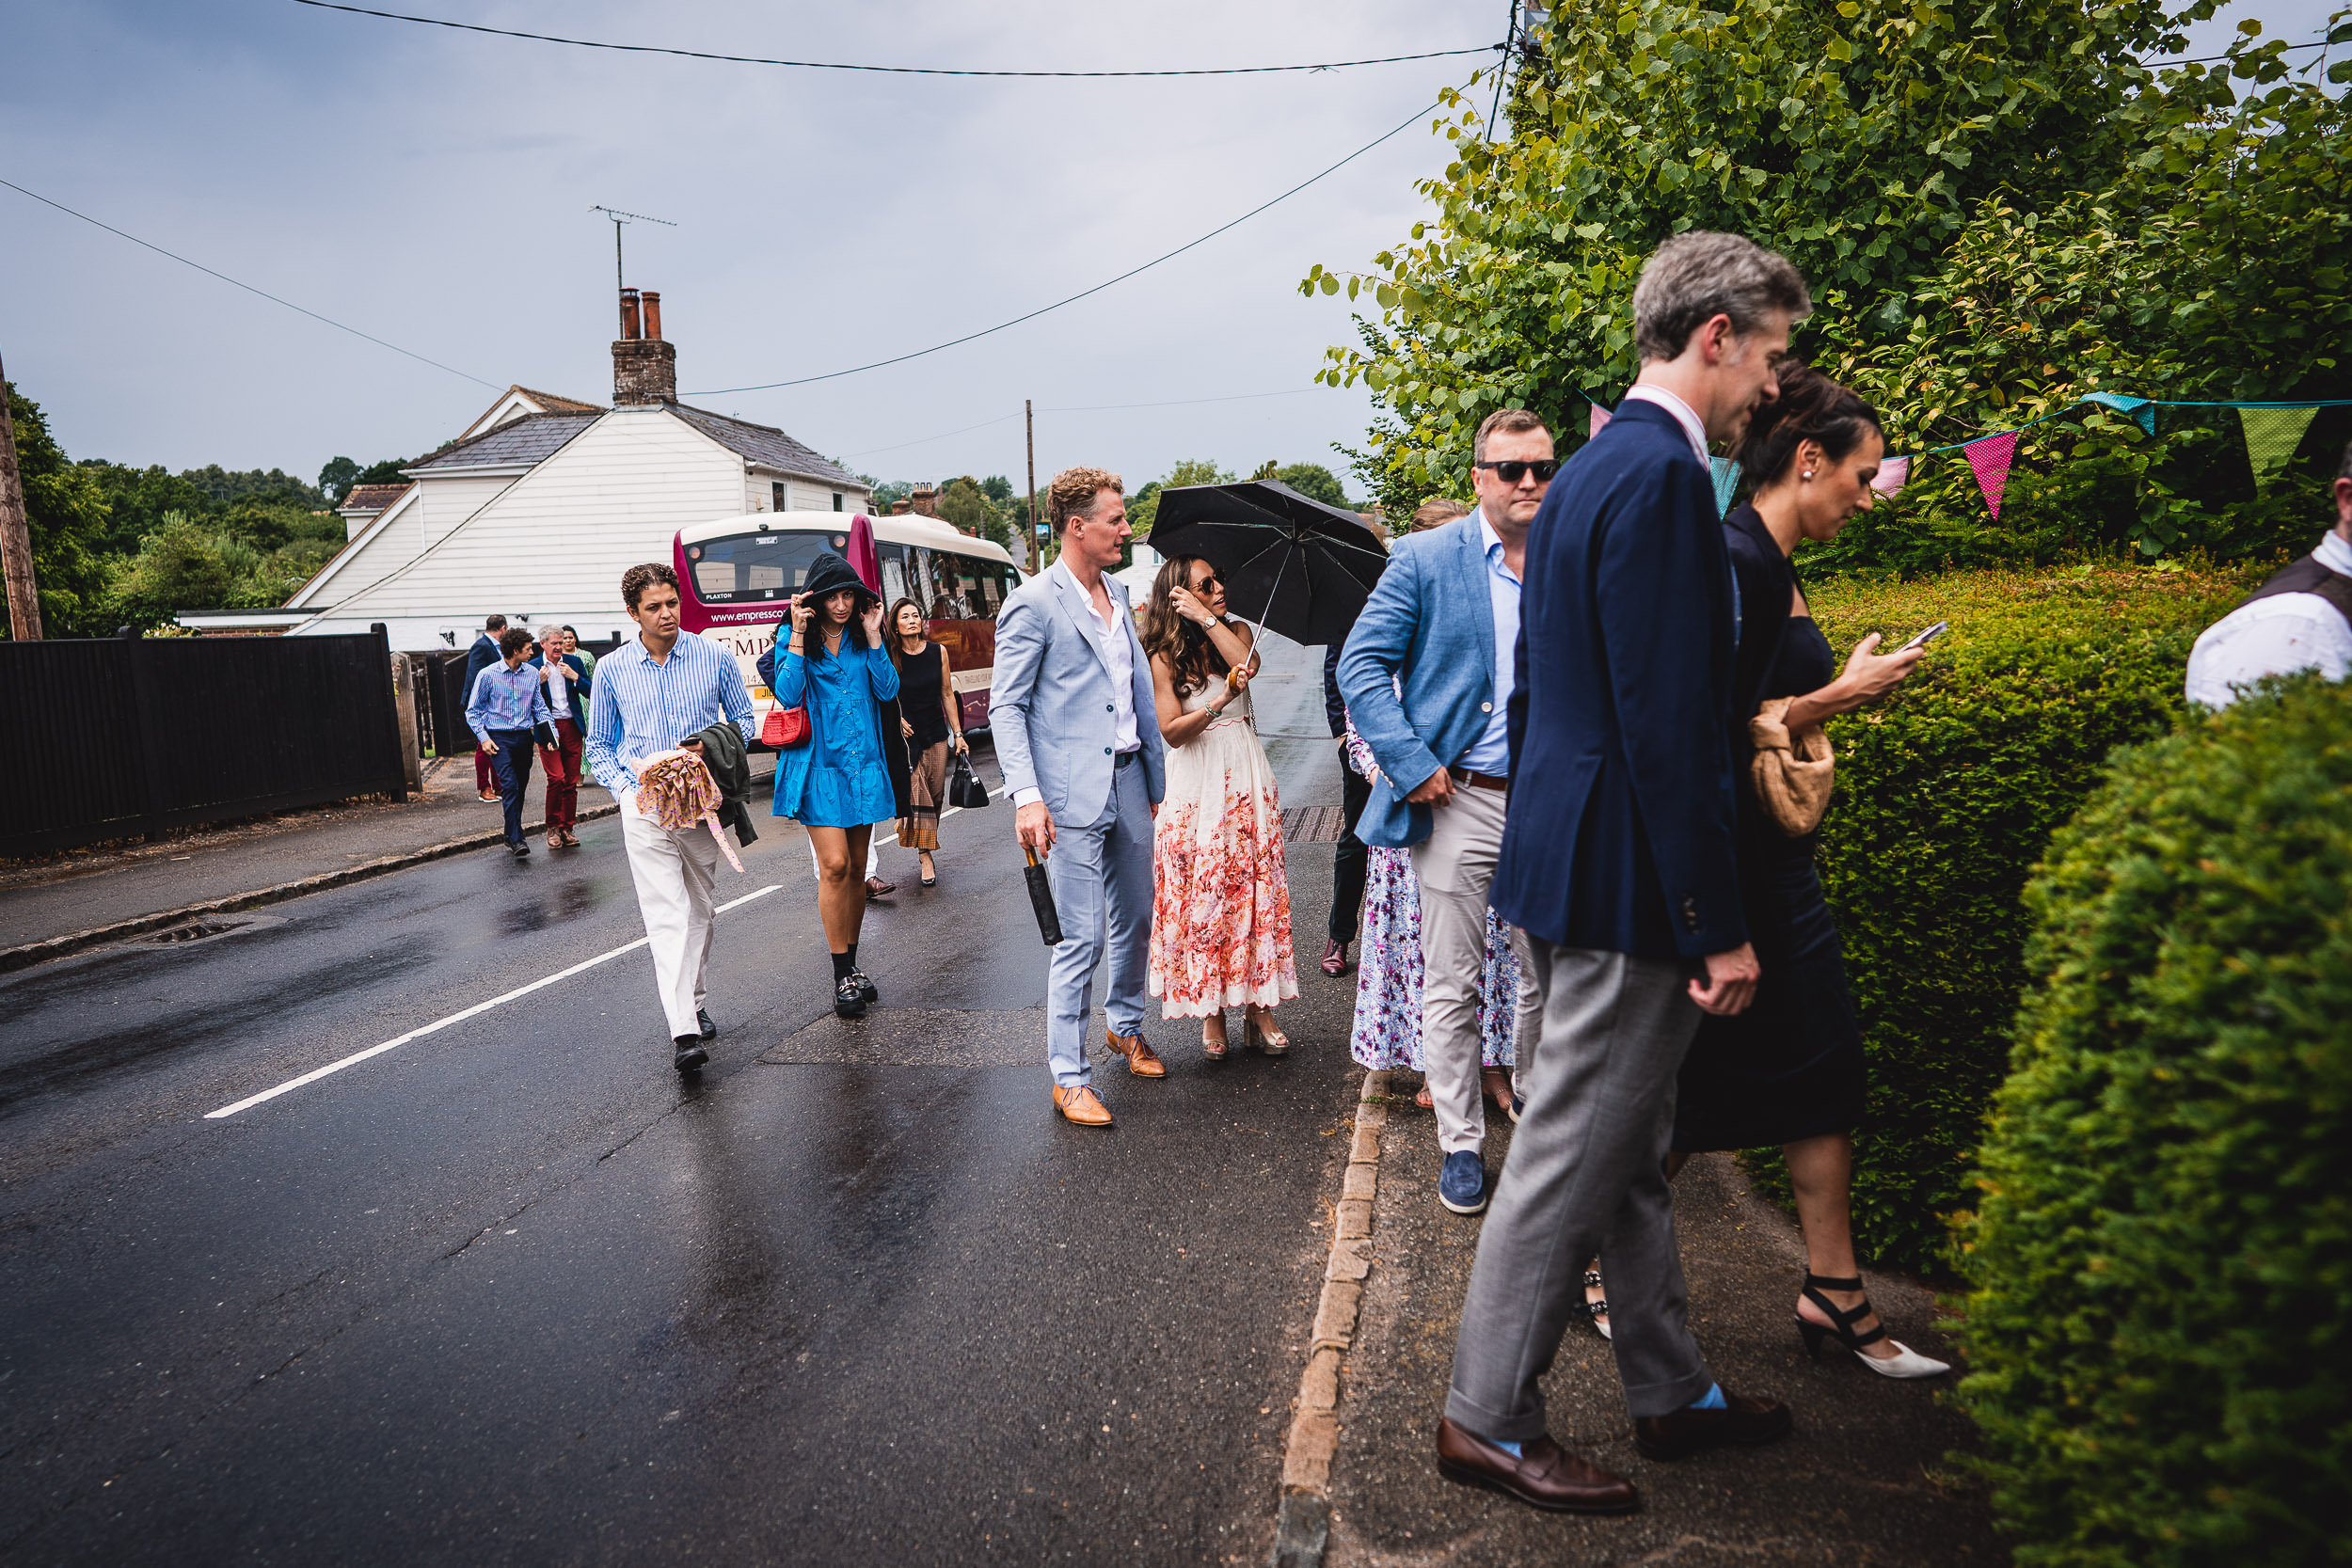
886, 597, 966, 886
1597, 364, 1950, 1377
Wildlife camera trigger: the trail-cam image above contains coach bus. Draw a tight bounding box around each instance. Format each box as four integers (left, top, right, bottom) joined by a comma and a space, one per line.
673, 512, 1028, 741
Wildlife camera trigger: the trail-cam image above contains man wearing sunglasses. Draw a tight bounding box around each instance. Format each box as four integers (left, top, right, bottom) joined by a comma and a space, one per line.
1337, 407, 1555, 1220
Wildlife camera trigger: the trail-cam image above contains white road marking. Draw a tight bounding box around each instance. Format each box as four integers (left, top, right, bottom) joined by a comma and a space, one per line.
204, 882, 786, 1120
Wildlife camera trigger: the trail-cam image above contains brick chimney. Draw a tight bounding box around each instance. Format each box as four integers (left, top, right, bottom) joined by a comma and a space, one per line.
612, 286, 676, 405
909, 483, 940, 518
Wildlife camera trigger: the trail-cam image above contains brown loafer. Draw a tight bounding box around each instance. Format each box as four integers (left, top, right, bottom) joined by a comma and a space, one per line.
1106, 1027, 1165, 1078
865, 876, 897, 898
1435, 1418, 1638, 1514
1051, 1084, 1114, 1127
1320, 940, 1352, 977
1632, 1389, 1792, 1460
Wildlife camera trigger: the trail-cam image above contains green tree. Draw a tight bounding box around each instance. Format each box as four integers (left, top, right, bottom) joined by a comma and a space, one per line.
318, 456, 360, 503
351, 457, 409, 488
1305, 2, 2351, 555
5, 384, 115, 638
1273, 462, 1351, 511
108, 513, 238, 624
76, 460, 216, 555
1127, 458, 1232, 535
177, 464, 326, 510
936, 474, 1010, 548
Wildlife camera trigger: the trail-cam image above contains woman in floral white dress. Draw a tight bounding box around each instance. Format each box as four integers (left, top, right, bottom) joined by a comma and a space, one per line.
1143, 555, 1298, 1058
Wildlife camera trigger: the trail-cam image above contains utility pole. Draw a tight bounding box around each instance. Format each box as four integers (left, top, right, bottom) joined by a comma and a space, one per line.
0, 345, 40, 641
1025, 399, 1039, 574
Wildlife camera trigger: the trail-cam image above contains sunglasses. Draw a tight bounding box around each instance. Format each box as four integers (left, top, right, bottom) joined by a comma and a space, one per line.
1476, 459, 1560, 483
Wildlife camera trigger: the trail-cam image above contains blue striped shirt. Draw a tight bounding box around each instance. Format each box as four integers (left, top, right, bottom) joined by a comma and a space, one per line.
584, 629, 755, 793
467, 659, 555, 741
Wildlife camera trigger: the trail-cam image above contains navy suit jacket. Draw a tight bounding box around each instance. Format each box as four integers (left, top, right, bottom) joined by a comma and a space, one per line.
1492, 399, 1747, 960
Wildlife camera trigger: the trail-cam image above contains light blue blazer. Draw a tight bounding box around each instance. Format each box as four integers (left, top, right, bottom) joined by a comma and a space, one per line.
1335, 516, 1500, 848
991, 562, 1167, 824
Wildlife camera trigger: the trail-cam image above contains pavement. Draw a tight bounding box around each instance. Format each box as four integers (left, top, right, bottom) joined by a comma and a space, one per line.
0, 630, 2008, 1565
0, 755, 625, 953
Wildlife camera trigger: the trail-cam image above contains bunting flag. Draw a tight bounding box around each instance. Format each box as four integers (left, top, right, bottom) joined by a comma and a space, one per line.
1710, 457, 1740, 517
2239, 404, 2321, 482
1589, 401, 1612, 439
1870, 454, 1912, 498
2084, 391, 2157, 435
1965, 432, 2021, 520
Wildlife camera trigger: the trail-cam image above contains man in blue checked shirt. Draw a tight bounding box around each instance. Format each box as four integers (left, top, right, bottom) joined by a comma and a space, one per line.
466, 625, 556, 858
585, 562, 755, 1074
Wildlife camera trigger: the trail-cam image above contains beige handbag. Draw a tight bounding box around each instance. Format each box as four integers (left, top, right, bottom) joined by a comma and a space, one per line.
1748, 697, 1835, 836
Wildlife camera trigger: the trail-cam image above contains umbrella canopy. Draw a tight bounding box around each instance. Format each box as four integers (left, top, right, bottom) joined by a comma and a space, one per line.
1142, 480, 1388, 647
845, 514, 882, 596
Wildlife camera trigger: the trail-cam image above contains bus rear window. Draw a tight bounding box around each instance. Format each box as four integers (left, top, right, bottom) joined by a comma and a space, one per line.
684, 531, 846, 604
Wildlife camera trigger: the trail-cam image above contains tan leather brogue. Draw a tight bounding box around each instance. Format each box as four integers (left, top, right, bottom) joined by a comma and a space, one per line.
1106, 1027, 1166, 1078
1052, 1084, 1114, 1127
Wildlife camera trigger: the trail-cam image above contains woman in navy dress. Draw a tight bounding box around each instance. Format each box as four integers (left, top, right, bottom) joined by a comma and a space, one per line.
760, 551, 900, 1018
1655, 362, 1947, 1377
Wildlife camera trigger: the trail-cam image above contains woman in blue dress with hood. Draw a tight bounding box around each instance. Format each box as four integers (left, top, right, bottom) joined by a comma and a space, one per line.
758, 550, 903, 1018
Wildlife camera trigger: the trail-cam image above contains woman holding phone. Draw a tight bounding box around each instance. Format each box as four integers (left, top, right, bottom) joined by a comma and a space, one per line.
1585, 362, 1944, 1370
1142, 555, 1298, 1060
886, 596, 965, 887
760, 551, 900, 1018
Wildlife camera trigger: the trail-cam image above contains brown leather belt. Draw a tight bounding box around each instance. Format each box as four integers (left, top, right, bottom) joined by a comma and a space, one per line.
1448, 768, 1509, 793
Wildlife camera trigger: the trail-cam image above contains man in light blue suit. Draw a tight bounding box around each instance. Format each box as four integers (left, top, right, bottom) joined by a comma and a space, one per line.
993, 467, 1168, 1128
1338, 411, 1555, 1215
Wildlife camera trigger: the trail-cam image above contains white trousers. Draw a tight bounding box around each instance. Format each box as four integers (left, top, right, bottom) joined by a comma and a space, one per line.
1410, 784, 1540, 1156
619, 790, 722, 1040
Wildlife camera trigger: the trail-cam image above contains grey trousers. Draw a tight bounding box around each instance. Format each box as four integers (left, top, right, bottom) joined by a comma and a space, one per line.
1446, 942, 1713, 1433
1411, 785, 1542, 1156
1042, 757, 1154, 1087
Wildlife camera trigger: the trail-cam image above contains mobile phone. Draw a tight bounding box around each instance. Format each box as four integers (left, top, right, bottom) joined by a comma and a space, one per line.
1899, 621, 1948, 653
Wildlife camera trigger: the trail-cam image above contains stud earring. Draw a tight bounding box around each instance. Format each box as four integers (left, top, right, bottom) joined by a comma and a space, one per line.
1802, 469, 1816, 480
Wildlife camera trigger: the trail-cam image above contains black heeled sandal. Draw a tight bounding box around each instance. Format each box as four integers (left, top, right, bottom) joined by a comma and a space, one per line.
1796, 1273, 1950, 1379
1796, 1274, 1883, 1359
1581, 1268, 1613, 1341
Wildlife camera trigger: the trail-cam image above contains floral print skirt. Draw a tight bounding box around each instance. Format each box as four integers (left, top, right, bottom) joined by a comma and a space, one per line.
1348, 845, 1523, 1070
1148, 716, 1299, 1018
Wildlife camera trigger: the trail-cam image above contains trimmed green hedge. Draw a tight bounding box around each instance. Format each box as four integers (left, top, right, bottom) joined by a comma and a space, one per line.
1956, 675, 2352, 1566
1740, 562, 2250, 1273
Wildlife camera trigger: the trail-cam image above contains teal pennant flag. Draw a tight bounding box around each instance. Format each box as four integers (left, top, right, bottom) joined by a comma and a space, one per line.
1710, 457, 1740, 517
2083, 392, 2156, 435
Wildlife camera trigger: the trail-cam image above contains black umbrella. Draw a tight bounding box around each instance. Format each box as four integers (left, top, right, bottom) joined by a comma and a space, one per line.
1142, 480, 1389, 649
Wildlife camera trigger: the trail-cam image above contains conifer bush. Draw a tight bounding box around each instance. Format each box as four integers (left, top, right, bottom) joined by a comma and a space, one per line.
1756, 562, 2248, 1272
1956, 674, 2352, 1566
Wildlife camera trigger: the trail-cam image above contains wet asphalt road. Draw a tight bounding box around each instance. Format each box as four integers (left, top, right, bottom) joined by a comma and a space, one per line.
2, 635, 1359, 1565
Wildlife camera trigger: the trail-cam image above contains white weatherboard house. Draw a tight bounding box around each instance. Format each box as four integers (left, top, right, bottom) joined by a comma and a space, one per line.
193, 289, 871, 650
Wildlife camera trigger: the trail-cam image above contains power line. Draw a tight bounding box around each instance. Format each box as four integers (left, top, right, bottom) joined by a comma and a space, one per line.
834, 388, 1323, 462
2140, 38, 2332, 64
689, 100, 1445, 396
0, 176, 501, 389
294, 2, 1502, 78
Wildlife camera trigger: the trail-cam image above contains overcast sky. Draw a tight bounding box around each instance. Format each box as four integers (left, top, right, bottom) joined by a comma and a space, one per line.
5, 0, 2338, 500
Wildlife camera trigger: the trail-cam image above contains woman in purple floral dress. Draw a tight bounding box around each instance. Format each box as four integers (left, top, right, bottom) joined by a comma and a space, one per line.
1343, 718, 1526, 1107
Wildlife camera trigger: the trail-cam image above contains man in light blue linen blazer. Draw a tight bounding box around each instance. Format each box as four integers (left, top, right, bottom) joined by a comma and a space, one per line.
993, 467, 1167, 1126
1337, 415, 1555, 1217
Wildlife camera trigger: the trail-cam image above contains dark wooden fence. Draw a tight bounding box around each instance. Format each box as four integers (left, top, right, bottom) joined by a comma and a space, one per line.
0, 630, 407, 857
410, 636, 623, 759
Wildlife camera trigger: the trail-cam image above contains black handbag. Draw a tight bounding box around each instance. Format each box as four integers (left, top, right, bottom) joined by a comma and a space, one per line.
1024, 847, 1063, 945
947, 752, 990, 809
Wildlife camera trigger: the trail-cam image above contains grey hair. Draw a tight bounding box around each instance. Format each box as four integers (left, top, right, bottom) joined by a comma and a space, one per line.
2339, 437, 2352, 483
1631, 231, 1811, 363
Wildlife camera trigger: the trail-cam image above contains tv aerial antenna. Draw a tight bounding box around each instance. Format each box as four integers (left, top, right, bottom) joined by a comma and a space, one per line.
589, 204, 676, 295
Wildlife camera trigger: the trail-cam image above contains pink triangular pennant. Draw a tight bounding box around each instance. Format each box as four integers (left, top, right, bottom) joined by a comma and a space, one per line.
1964, 433, 2019, 519
1589, 402, 1612, 439
1870, 455, 1911, 497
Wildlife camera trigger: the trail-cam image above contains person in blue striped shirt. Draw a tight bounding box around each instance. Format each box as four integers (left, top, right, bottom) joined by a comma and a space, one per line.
466, 626, 556, 857
585, 562, 755, 1073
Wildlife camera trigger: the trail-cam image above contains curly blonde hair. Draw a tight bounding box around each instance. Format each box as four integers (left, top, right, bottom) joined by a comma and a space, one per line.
1046, 466, 1124, 532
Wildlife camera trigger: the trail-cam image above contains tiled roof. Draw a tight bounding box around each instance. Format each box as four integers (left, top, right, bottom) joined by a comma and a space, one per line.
408, 412, 602, 471
338, 483, 412, 514
668, 404, 865, 489
512, 386, 604, 414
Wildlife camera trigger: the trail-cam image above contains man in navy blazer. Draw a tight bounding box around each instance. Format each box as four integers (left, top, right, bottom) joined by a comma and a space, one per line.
1338, 409, 1555, 1218
1436, 232, 1813, 1515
